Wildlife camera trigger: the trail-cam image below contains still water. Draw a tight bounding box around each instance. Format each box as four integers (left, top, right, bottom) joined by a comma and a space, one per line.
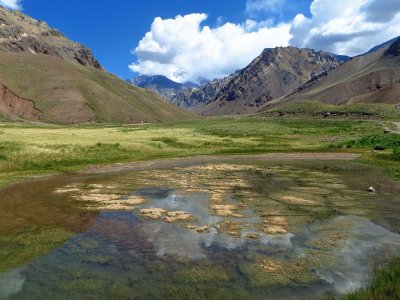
0, 158, 399, 299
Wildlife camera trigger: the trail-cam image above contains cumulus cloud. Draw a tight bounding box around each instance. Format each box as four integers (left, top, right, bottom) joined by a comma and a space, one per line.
130, 13, 291, 82
0, 0, 22, 10
290, 0, 400, 56
130, 0, 400, 81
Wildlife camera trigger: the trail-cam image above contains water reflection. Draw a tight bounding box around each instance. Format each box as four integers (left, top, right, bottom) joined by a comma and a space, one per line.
1, 160, 400, 299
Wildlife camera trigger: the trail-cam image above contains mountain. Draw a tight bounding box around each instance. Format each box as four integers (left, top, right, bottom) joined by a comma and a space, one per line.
0, 7, 194, 124
197, 47, 345, 116
0, 7, 101, 69
128, 75, 199, 101
276, 37, 400, 107
170, 74, 237, 111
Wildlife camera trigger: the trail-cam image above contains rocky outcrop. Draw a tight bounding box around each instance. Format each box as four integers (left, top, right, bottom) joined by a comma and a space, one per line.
0, 82, 42, 120
0, 7, 102, 69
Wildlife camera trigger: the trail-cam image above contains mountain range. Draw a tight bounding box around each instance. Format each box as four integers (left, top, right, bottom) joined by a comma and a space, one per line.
130, 48, 350, 115
0, 6, 399, 123
132, 37, 399, 116
127, 75, 200, 101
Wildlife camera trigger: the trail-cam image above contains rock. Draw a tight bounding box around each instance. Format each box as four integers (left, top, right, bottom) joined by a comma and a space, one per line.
368, 187, 376, 193
383, 128, 391, 133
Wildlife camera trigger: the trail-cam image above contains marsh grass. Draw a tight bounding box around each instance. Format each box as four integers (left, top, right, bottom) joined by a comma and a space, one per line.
321, 257, 400, 300
0, 116, 397, 187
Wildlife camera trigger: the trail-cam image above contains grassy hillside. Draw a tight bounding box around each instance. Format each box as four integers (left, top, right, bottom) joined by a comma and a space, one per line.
0, 52, 194, 124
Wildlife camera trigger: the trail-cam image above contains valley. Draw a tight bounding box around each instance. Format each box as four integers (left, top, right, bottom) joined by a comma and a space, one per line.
0, 2, 400, 299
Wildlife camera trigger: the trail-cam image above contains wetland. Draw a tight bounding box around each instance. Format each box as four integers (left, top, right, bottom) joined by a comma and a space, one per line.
1, 156, 399, 299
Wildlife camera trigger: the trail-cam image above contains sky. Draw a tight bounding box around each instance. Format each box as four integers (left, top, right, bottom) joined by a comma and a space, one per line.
1, 0, 400, 83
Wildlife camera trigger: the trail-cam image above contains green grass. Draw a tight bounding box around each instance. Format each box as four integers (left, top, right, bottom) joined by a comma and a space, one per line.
322, 257, 400, 300
0, 115, 398, 187
265, 101, 400, 119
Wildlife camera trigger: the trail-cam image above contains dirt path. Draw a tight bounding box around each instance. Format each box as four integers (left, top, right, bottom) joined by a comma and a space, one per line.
82, 153, 361, 175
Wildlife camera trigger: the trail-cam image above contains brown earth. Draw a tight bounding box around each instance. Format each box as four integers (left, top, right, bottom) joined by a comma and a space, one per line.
0, 82, 42, 120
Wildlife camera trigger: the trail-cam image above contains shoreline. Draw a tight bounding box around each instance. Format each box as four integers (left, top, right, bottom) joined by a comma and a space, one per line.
81, 152, 361, 174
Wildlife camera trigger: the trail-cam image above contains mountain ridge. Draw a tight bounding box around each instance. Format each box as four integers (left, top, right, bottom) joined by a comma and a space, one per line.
198, 46, 346, 115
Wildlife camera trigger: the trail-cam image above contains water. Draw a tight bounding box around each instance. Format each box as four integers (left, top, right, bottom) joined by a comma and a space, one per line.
0, 158, 399, 299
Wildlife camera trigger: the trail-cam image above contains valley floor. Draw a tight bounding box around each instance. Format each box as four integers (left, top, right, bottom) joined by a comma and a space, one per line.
0, 114, 399, 188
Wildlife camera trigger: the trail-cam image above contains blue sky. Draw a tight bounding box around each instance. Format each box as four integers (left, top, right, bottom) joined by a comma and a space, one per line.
18, 0, 310, 79
2, 0, 400, 82
15, 0, 290, 79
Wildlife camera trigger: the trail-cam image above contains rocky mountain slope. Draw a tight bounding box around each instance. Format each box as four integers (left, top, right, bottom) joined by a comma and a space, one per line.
0, 7, 194, 124
276, 37, 400, 107
0, 6, 101, 69
199, 47, 346, 116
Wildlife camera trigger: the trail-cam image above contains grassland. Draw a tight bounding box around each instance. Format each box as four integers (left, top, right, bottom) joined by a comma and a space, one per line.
0, 111, 399, 188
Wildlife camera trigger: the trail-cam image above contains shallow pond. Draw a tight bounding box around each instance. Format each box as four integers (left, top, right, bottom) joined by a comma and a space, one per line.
1, 157, 400, 299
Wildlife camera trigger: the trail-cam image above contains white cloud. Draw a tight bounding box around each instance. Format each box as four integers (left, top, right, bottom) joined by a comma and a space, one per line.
289, 0, 400, 56
130, 13, 291, 82
0, 0, 22, 10
130, 0, 400, 81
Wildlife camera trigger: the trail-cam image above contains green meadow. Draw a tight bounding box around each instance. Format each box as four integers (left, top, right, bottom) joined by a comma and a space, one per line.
0, 112, 399, 188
